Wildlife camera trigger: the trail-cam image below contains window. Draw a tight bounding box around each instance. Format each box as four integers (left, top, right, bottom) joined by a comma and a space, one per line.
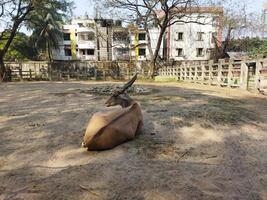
176, 48, 183, 57
64, 49, 72, 56
78, 23, 84, 27
79, 33, 94, 41
177, 32, 184, 41
80, 49, 94, 55
211, 32, 217, 44
117, 48, 128, 55
212, 16, 220, 26
86, 23, 95, 28
88, 32, 95, 41
113, 32, 128, 42
87, 49, 94, 55
196, 48, 204, 57
197, 32, 204, 41
81, 49, 86, 55
63, 33, 71, 41
138, 48, 146, 56
138, 33, 146, 41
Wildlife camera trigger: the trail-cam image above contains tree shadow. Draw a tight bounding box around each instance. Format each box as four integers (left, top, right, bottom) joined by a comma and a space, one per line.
0, 82, 267, 199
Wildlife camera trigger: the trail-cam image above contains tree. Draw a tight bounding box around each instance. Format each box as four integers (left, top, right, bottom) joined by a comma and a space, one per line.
211, 0, 261, 59
29, 11, 65, 61
0, 0, 73, 81
98, 0, 213, 78
0, 32, 38, 61
248, 39, 267, 57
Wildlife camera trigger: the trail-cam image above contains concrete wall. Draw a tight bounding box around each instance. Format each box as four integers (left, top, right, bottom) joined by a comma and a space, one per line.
4, 58, 267, 93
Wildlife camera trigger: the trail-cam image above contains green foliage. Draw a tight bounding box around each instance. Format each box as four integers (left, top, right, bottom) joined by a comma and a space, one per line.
27, 0, 73, 60
227, 37, 267, 58
29, 13, 63, 60
248, 41, 267, 58
0, 0, 73, 61
0, 32, 38, 61
155, 76, 179, 82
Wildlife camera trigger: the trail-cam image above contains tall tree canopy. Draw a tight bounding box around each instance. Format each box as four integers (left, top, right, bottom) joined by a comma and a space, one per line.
0, 32, 38, 61
28, 2, 68, 61
211, 0, 263, 59
0, 0, 73, 81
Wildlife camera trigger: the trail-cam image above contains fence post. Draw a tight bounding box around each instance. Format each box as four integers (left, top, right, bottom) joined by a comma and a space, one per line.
48, 62, 52, 81
201, 63, 204, 84
240, 60, 248, 90
19, 68, 23, 81
228, 59, 233, 87
208, 60, 213, 85
188, 62, 192, 81
255, 60, 263, 91
218, 59, 223, 86
67, 69, 70, 81
94, 68, 97, 80
103, 70, 106, 80
7, 68, 12, 82
29, 69, 32, 80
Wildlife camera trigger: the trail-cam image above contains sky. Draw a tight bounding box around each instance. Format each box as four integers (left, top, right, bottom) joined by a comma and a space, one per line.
72, 0, 267, 17
1, 0, 266, 34
73, 0, 95, 18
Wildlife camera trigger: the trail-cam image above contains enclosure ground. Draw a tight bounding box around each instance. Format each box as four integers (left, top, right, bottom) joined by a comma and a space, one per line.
0, 81, 267, 200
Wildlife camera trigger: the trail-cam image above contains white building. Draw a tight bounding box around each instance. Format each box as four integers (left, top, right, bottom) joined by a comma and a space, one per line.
52, 7, 223, 62
52, 18, 96, 61
52, 17, 129, 61
167, 7, 223, 61
129, 28, 164, 62
129, 7, 223, 62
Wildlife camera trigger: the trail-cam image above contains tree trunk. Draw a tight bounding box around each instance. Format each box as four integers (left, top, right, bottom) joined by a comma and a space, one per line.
149, 25, 167, 79
0, 56, 5, 82
0, 22, 21, 82
0, 3, 32, 82
149, 60, 156, 79
47, 41, 52, 62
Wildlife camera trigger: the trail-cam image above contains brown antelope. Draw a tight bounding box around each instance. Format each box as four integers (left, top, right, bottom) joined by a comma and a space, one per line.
82, 74, 143, 150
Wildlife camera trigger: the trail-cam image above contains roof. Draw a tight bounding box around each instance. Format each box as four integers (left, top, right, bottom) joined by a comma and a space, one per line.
185, 6, 223, 14
156, 6, 223, 17
226, 52, 248, 60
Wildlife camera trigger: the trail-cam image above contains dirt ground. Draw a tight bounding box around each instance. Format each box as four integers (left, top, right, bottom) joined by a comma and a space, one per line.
0, 81, 267, 200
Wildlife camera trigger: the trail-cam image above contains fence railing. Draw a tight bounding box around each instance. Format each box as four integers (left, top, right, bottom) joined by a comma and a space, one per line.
4, 59, 267, 92
4, 60, 139, 81
158, 59, 267, 91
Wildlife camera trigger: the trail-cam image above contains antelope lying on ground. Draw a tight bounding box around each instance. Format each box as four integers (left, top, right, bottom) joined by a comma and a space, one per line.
82, 74, 143, 150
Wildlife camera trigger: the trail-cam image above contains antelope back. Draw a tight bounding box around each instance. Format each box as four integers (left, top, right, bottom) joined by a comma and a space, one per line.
83, 103, 142, 150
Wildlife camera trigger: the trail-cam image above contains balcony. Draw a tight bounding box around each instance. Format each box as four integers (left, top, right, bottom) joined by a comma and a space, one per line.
112, 41, 129, 48
63, 40, 71, 45
77, 54, 96, 61
76, 27, 95, 33
77, 41, 95, 49
138, 40, 147, 45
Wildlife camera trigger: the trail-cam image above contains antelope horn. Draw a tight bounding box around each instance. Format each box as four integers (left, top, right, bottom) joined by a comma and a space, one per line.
119, 73, 138, 94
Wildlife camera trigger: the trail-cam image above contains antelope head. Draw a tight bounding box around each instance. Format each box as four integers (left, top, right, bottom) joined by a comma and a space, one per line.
105, 74, 138, 108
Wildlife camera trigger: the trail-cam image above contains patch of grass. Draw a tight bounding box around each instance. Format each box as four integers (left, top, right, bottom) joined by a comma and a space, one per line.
155, 76, 180, 82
